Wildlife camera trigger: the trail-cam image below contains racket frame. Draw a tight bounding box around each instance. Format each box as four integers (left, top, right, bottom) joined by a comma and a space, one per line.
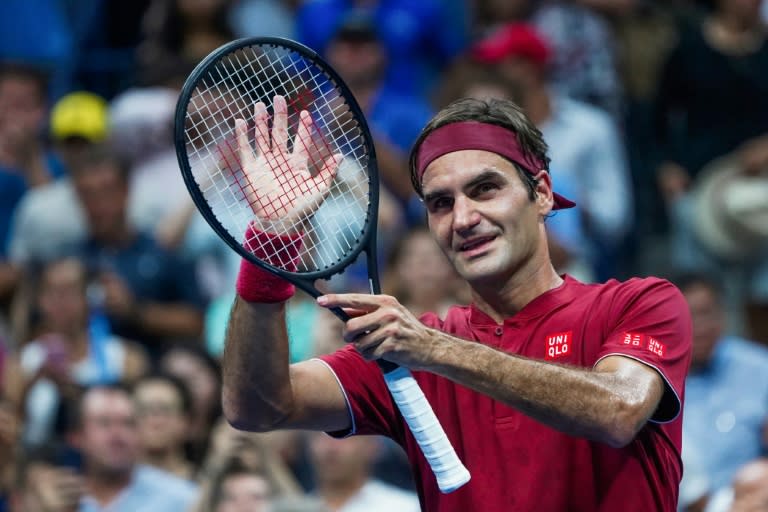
174, 36, 382, 301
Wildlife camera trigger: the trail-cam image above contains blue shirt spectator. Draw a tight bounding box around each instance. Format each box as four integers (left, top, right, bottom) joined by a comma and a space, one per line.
79, 464, 198, 512
0, 167, 26, 257
80, 232, 206, 350
682, 336, 768, 495
296, 0, 467, 97
674, 272, 768, 509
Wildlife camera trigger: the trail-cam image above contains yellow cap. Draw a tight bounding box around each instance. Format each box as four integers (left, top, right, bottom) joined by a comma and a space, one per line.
50, 91, 109, 142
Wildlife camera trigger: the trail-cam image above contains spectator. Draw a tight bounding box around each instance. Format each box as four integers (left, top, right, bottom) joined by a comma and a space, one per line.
652, 0, 768, 326
206, 457, 275, 512
382, 226, 467, 318
0, 0, 75, 98
133, 373, 195, 480
198, 418, 301, 495
653, 0, 768, 204
109, 85, 237, 303
0, 63, 61, 305
137, 0, 235, 74
11, 443, 85, 512
296, 0, 468, 98
322, 10, 433, 203
159, 344, 222, 465
72, 146, 205, 353
9, 257, 148, 447
306, 432, 420, 512
704, 458, 768, 512
471, 23, 633, 278
673, 272, 768, 511
68, 384, 199, 511
6, 90, 108, 266
531, 1, 625, 119
675, 152, 768, 342
0, 62, 64, 187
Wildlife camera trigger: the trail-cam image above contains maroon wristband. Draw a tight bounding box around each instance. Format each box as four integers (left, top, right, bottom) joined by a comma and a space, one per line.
236, 225, 303, 303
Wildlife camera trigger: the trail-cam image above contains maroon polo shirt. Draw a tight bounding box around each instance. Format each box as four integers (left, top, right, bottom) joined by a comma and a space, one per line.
318, 275, 692, 511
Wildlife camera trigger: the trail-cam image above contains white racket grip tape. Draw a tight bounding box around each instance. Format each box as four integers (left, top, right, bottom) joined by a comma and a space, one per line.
383, 366, 471, 493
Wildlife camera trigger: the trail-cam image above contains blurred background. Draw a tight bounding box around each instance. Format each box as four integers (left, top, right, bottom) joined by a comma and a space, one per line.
0, 1, 767, 511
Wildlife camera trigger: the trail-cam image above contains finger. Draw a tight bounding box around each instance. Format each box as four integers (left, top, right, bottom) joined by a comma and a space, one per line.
235, 118, 252, 167
253, 102, 270, 155
351, 332, 386, 359
341, 307, 368, 318
292, 110, 313, 162
272, 95, 288, 153
344, 315, 382, 343
217, 137, 240, 173
317, 293, 384, 310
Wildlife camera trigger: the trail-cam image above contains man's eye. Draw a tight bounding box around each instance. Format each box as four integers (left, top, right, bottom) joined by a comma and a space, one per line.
475, 182, 498, 195
429, 197, 452, 211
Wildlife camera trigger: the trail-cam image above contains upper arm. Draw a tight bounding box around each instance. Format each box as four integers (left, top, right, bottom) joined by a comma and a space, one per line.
282, 359, 351, 432
598, 279, 692, 423
594, 354, 665, 424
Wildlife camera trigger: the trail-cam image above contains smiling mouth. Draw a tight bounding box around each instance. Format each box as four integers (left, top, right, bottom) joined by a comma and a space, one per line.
458, 236, 496, 253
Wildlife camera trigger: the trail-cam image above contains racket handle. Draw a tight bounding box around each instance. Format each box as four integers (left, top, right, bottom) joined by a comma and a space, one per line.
383, 366, 471, 493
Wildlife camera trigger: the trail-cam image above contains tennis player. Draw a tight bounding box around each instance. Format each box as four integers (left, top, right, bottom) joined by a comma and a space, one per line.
223, 97, 692, 511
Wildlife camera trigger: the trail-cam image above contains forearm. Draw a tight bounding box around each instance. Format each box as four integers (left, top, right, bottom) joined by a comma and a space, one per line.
221, 297, 294, 431
429, 334, 650, 447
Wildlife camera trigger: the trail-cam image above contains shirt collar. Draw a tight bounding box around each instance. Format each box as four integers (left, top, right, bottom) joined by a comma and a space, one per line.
469, 274, 579, 326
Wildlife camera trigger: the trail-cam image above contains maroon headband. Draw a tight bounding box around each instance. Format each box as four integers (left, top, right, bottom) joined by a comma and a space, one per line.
415, 121, 575, 210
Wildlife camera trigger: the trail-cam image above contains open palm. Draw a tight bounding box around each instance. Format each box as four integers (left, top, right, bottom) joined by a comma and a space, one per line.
234, 95, 341, 229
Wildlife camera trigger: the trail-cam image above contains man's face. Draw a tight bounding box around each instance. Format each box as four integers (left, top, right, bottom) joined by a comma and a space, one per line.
73, 163, 128, 240
325, 38, 385, 91
77, 389, 139, 477
422, 150, 550, 287
0, 76, 46, 148
215, 474, 272, 512
683, 283, 724, 368
134, 380, 188, 453
38, 259, 88, 334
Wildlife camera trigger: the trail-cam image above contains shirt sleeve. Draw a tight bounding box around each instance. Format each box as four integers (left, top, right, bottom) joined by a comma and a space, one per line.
316, 345, 404, 440
596, 278, 692, 423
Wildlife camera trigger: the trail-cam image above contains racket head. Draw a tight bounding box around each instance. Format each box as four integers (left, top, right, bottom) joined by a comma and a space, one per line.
174, 37, 380, 293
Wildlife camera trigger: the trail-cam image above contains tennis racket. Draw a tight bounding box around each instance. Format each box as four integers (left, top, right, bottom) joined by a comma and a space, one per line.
174, 37, 470, 493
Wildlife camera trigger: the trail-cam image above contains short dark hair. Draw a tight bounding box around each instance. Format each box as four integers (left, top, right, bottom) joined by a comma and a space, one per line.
408, 97, 551, 198
0, 61, 49, 101
134, 372, 194, 417
64, 383, 133, 433
208, 457, 273, 509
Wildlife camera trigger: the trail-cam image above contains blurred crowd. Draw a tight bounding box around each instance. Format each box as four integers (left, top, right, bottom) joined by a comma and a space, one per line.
0, 0, 767, 511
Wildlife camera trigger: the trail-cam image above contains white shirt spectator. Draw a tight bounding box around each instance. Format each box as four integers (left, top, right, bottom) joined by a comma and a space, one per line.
540, 95, 633, 244
330, 480, 420, 512
79, 464, 198, 512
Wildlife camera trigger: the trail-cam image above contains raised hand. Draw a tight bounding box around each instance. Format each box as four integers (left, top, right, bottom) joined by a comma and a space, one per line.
234, 95, 342, 229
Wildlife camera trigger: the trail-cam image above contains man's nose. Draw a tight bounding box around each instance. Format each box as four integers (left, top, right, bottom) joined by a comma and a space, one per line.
452, 196, 481, 233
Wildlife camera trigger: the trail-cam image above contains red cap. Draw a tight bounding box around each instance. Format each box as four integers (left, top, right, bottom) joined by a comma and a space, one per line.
471, 23, 551, 70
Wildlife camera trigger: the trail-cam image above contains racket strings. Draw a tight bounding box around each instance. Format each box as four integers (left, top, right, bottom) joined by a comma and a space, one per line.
183, 43, 372, 274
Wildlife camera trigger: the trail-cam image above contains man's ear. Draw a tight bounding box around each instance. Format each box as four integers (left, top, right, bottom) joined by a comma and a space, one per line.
533, 170, 554, 214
